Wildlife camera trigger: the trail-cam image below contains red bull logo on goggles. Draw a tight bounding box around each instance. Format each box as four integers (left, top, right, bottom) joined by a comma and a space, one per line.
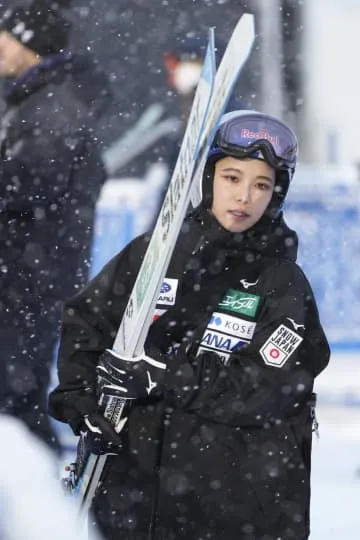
209, 111, 298, 176
240, 128, 280, 146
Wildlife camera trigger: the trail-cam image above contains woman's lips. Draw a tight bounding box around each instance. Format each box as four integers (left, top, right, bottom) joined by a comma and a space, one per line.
228, 210, 250, 219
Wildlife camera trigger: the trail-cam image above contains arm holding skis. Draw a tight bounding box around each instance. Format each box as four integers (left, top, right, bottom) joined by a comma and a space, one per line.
49, 235, 149, 434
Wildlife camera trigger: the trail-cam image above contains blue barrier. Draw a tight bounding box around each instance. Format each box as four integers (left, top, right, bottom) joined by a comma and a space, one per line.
90, 206, 135, 277
89, 177, 161, 277
285, 167, 360, 348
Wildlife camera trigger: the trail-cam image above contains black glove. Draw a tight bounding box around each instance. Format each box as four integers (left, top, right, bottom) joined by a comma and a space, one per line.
96, 348, 167, 402
79, 411, 124, 455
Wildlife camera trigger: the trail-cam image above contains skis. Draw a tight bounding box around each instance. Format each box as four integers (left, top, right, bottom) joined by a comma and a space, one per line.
74, 13, 255, 523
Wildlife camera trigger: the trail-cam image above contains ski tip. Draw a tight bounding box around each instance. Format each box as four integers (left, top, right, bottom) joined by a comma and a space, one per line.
237, 13, 256, 40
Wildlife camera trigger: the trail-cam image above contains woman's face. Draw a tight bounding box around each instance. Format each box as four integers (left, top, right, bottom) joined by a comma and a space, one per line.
210, 156, 276, 233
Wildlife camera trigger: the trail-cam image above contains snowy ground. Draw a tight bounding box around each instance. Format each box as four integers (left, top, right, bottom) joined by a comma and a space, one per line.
55, 350, 360, 539
311, 403, 360, 539
310, 350, 360, 539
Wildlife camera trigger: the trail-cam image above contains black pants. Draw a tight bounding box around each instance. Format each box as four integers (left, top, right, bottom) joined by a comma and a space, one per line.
0, 303, 61, 452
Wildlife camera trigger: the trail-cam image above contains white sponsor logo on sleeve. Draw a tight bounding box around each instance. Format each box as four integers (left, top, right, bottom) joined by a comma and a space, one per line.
240, 278, 259, 289
260, 324, 303, 368
157, 278, 178, 306
286, 317, 305, 331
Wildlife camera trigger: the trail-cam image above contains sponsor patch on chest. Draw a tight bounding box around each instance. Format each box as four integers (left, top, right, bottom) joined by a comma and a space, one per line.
260, 324, 303, 368
200, 329, 247, 353
218, 288, 260, 318
208, 312, 256, 339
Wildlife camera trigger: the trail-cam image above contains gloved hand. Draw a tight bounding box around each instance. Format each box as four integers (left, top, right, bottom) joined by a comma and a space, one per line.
96, 348, 167, 402
79, 411, 124, 455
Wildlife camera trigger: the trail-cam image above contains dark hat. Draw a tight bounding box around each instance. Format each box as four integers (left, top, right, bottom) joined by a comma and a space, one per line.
0, 0, 71, 56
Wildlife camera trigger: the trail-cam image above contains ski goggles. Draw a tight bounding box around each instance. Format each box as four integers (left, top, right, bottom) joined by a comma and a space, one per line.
209, 112, 298, 173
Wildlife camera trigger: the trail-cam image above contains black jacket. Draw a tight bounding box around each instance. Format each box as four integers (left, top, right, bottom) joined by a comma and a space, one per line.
49, 207, 330, 539
0, 54, 106, 321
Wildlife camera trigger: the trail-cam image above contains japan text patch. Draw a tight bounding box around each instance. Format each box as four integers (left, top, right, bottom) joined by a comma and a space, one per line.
260, 324, 303, 368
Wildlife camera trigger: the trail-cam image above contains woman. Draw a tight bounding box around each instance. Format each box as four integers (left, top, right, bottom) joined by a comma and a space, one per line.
49, 110, 330, 539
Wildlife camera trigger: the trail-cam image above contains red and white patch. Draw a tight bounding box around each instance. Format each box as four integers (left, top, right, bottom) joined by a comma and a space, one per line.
152, 308, 166, 322
260, 324, 303, 368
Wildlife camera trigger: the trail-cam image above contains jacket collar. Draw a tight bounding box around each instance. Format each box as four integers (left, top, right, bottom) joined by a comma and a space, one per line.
4, 51, 73, 105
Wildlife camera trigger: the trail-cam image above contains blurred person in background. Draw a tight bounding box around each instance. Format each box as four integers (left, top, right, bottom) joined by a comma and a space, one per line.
101, 34, 247, 235
0, 0, 106, 452
149, 34, 246, 226
164, 35, 243, 122
0, 412, 102, 540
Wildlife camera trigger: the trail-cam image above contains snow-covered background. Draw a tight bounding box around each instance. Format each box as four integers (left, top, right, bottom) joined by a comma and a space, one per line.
1, 0, 359, 537
311, 351, 360, 539
303, 0, 360, 165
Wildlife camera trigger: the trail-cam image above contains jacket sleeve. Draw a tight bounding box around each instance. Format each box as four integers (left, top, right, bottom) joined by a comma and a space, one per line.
48, 235, 147, 433
0, 91, 90, 210
166, 261, 330, 427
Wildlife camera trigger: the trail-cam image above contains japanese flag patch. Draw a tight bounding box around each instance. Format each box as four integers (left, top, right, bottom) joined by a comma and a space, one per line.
260, 324, 303, 368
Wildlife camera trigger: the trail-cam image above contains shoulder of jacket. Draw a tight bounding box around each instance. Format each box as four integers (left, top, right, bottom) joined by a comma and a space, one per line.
112, 233, 149, 269
261, 258, 313, 292
20, 82, 88, 129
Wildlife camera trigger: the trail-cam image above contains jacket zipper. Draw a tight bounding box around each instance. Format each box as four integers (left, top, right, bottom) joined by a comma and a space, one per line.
148, 407, 167, 539
311, 398, 320, 439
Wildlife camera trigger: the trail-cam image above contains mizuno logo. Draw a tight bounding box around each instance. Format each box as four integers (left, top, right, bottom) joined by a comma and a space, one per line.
286, 317, 305, 331
240, 279, 259, 289
146, 371, 157, 395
